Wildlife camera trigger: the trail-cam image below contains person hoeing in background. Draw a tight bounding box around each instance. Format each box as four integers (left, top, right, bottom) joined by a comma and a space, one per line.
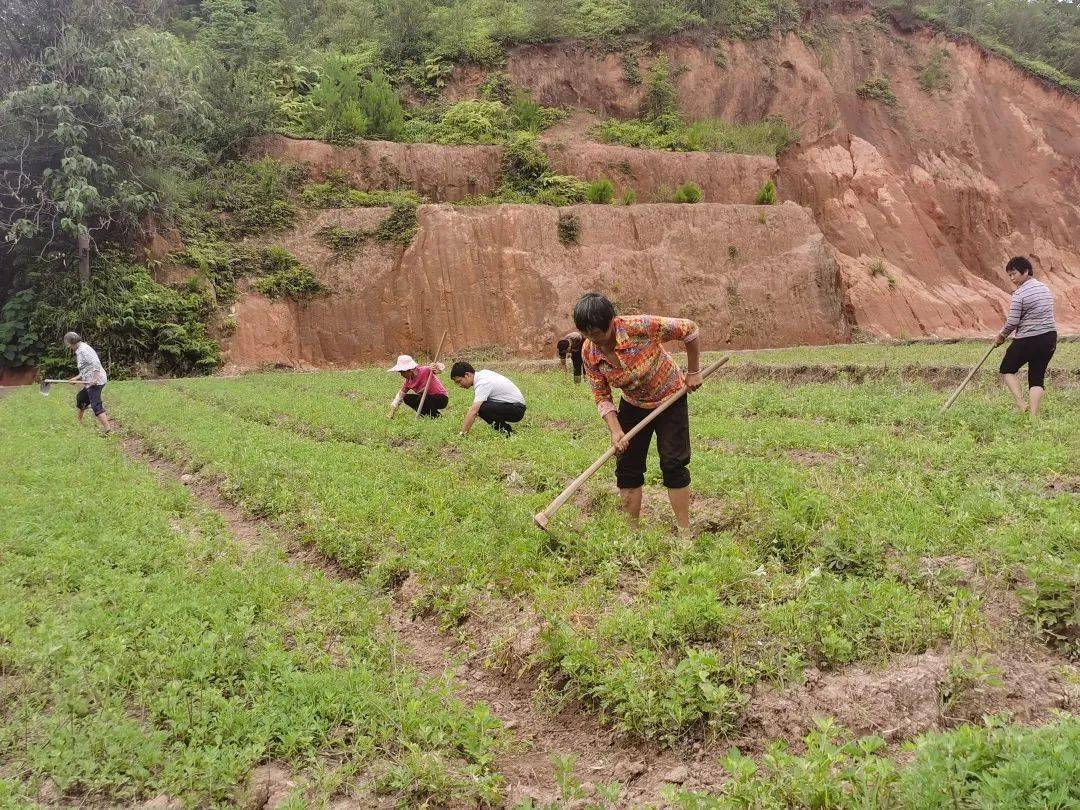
994, 256, 1057, 417
387, 354, 449, 418
450, 362, 526, 437
63, 332, 112, 434
556, 329, 585, 384
574, 293, 702, 534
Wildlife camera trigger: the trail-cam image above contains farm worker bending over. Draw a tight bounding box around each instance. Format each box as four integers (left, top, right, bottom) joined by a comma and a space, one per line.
450, 362, 527, 437
556, 329, 585, 384
387, 354, 448, 418
574, 292, 701, 534
63, 331, 111, 434
994, 256, 1057, 417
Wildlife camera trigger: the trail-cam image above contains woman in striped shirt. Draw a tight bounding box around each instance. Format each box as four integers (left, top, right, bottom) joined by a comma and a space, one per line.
574, 293, 702, 534
994, 256, 1057, 417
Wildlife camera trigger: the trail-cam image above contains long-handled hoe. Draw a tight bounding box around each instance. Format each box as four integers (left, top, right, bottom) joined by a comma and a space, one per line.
533, 355, 730, 531
939, 343, 997, 414
415, 329, 448, 419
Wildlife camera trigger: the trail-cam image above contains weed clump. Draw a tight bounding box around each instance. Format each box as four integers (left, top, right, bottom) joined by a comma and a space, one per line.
869, 260, 887, 277
586, 178, 615, 204
857, 76, 898, 106
557, 212, 581, 245
593, 116, 796, 157
673, 181, 703, 203
250, 247, 328, 300
302, 172, 424, 209
621, 189, 637, 205
317, 225, 368, 257
756, 179, 777, 205
918, 49, 953, 94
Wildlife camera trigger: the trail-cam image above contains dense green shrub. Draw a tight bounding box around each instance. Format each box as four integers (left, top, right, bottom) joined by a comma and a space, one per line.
673, 182, 703, 203
250, 247, 328, 300
857, 76, 898, 105
0, 254, 221, 378
317, 226, 368, 258
194, 159, 306, 236
402, 99, 509, 144
375, 200, 420, 244
358, 70, 405, 140
643, 55, 680, 120
586, 178, 615, 204
756, 179, 777, 205
401, 97, 563, 145
890, 0, 1080, 92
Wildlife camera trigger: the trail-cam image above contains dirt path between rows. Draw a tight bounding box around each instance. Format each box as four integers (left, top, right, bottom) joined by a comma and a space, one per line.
117, 431, 736, 806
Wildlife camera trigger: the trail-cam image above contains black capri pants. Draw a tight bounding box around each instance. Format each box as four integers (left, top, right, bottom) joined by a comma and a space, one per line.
76, 384, 107, 416
1000, 331, 1056, 388
403, 392, 448, 417
615, 395, 691, 490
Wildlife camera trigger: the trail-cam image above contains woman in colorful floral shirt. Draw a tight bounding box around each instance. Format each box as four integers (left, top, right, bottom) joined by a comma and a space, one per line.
573, 293, 702, 533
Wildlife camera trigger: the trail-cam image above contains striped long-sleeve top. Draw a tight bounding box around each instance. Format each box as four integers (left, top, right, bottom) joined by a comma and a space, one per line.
1000, 278, 1056, 339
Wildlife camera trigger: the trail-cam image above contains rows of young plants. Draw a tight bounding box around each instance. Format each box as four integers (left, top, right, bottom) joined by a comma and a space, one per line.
106, 365, 1079, 747
0, 392, 505, 807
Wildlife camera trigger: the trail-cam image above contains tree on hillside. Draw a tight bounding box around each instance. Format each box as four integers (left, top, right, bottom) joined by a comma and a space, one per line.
376, 0, 433, 63
302, 55, 368, 144
0, 28, 210, 260
358, 70, 405, 141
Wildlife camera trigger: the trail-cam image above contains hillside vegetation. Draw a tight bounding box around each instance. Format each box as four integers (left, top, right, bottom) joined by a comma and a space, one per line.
2, 0, 1078, 376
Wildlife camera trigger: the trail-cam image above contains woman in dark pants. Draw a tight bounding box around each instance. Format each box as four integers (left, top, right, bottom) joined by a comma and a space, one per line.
994, 256, 1057, 417
387, 355, 449, 418
556, 330, 585, 384
574, 293, 702, 533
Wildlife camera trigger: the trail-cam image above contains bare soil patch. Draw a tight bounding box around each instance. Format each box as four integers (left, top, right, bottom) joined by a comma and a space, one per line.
785, 449, 842, 468
1045, 474, 1080, 495
738, 647, 1075, 754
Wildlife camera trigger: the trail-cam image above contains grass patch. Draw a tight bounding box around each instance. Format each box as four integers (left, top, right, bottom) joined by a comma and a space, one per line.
857, 76, 898, 105
665, 717, 1080, 807
918, 48, 953, 94
592, 116, 796, 157
0, 392, 504, 805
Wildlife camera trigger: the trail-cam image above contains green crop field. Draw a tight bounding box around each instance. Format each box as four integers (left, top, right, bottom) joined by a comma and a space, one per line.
1, 343, 1077, 807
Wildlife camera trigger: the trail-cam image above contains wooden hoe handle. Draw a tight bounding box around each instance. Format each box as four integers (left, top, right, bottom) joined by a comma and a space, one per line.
940, 343, 996, 414
533, 355, 730, 530
416, 330, 449, 418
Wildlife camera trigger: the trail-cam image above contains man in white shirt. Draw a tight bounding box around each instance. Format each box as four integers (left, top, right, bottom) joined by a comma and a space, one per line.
64, 331, 111, 433
450, 361, 526, 437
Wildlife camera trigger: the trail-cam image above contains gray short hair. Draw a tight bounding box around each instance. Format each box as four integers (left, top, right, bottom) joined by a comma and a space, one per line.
63, 331, 81, 345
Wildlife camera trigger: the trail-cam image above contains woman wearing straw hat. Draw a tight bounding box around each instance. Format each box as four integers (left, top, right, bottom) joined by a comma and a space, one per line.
387, 354, 449, 418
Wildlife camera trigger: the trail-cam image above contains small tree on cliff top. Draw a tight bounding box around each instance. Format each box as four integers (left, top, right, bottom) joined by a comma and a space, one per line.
643, 54, 679, 121
303, 54, 367, 144
359, 70, 404, 141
